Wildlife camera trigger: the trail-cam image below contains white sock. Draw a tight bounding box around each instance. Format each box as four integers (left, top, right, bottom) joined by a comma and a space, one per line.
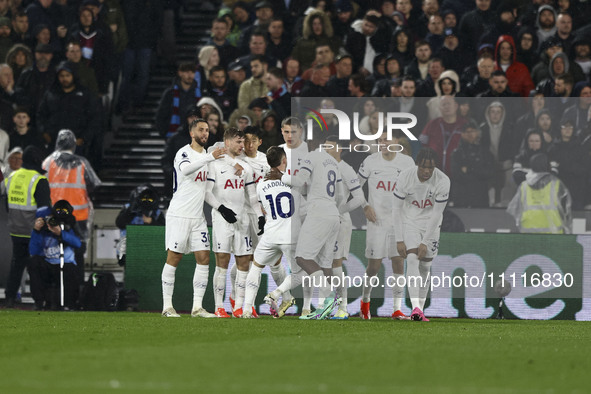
406, 254, 421, 310
333, 267, 348, 310
310, 271, 330, 308
234, 269, 248, 310
361, 272, 376, 303
419, 260, 432, 310
302, 280, 312, 311
392, 273, 404, 312
276, 270, 304, 294
229, 263, 237, 300
192, 264, 209, 311
161, 263, 176, 310
244, 265, 263, 312
270, 263, 292, 301
213, 266, 227, 309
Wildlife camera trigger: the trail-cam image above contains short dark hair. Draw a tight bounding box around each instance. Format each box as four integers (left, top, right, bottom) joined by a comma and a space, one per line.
415, 40, 430, 49
178, 62, 196, 72
224, 127, 244, 141
250, 54, 268, 65
266, 146, 286, 168
267, 67, 284, 80
212, 17, 228, 26
251, 31, 268, 44
416, 147, 438, 167
281, 116, 303, 129
491, 70, 507, 79
244, 125, 263, 139
210, 65, 226, 75
12, 10, 27, 20
13, 106, 30, 116
402, 75, 415, 84
189, 118, 208, 130
556, 73, 574, 86
349, 74, 368, 93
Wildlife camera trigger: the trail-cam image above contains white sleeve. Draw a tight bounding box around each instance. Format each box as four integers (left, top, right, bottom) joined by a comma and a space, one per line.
246, 170, 263, 216
392, 179, 407, 242
422, 201, 447, 242
179, 152, 215, 176
205, 169, 222, 210
281, 165, 311, 188
339, 184, 365, 214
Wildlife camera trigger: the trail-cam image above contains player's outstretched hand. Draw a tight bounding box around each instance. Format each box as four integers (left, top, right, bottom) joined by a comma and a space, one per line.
363, 205, 377, 223
218, 204, 237, 223
212, 147, 227, 159
265, 167, 283, 181
417, 243, 427, 260
397, 241, 407, 259
257, 216, 265, 235
233, 163, 244, 176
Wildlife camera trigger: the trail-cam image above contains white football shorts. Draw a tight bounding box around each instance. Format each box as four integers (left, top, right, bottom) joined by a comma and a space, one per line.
212, 210, 253, 255
296, 213, 339, 269
165, 215, 210, 254
365, 222, 399, 259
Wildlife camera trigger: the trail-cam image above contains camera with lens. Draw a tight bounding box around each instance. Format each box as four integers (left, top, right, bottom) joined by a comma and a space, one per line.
45, 216, 60, 227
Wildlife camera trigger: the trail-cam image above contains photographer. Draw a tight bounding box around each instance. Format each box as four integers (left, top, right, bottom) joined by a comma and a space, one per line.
115, 184, 165, 266
28, 200, 81, 310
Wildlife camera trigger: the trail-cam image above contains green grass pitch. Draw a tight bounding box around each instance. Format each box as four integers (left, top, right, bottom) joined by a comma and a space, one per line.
1, 310, 589, 393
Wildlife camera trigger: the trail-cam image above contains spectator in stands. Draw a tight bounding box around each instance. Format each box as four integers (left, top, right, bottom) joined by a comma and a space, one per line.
414, 0, 439, 38
478, 70, 519, 99
516, 26, 539, 71
205, 108, 224, 147
479, 101, 517, 206
562, 81, 591, 134
283, 57, 304, 96
6, 43, 32, 82
29, 199, 81, 310
115, 184, 164, 266
237, 54, 267, 110
436, 27, 469, 76
396, 76, 427, 136
464, 55, 494, 97
420, 95, 466, 175
259, 112, 280, 153
301, 44, 336, 80
516, 91, 546, 144
395, 0, 419, 32
117, 0, 163, 114
42, 129, 101, 283
25, 0, 69, 48
0, 62, 15, 104
196, 96, 224, 125
426, 69, 459, 120
551, 73, 574, 118
236, 31, 279, 76
227, 60, 246, 92
326, 54, 352, 97
300, 63, 330, 98
8, 106, 42, 151
441, 8, 457, 29
458, 0, 496, 58
68, 5, 112, 95
535, 108, 555, 143
331, 0, 355, 42
231, 2, 253, 33
365, 54, 387, 92
450, 120, 495, 208
266, 17, 291, 63
291, 10, 341, 71
532, 37, 563, 85
64, 41, 98, 95
572, 36, 591, 81
480, 2, 520, 49
1, 146, 22, 183
416, 57, 444, 98
155, 62, 200, 138
37, 61, 101, 166
425, 14, 445, 54
548, 119, 590, 210
237, 0, 274, 55
15, 43, 55, 125
10, 10, 31, 46
536, 4, 557, 47
404, 40, 431, 81
203, 65, 237, 122
513, 129, 552, 185
390, 26, 413, 69
347, 72, 368, 98
554, 12, 575, 55
507, 152, 572, 234
207, 17, 238, 69
371, 56, 402, 97
161, 106, 198, 198
95, 0, 128, 85
539, 52, 584, 96
494, 35, 535, 98
3, 145, 50, 309
264, 67, 290, 120
345, 11, 389, 75
197, 45, 220, 89
0, 17, 15, 62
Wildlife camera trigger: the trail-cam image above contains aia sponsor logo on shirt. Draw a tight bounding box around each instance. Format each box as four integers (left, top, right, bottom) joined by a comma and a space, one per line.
411, 199, 433, 209
194, 171, 207, 182
376, 181, 396, 191
224, 179, 245, 189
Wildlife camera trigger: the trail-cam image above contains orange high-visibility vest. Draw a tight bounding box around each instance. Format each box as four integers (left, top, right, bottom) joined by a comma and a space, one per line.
47, 160, 90, 221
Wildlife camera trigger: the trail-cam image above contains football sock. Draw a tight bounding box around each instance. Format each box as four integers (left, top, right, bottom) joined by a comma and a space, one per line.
419, 260, 432, 311
361, 272, 376, 303
302, 279, 312, 311
406, 254, 421, 310
229, 263, 237, 300
192, 264, 209, 311
234, 269, 248, 310
161, 263, 176, 310
213, 266, 227, 309
333, 266, 348, 310
392, 273, 404, 312
276, 270, 304, 294
244, 265, 263, 312
270, 262, 292, 301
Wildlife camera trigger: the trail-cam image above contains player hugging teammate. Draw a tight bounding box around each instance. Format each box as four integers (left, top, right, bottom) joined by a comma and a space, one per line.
160, 114, 449, 321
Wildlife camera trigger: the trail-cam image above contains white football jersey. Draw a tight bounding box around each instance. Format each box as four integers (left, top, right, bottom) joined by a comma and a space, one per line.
167, 144, 213, 218
279, 141, 308, 176
257, 179, 300, 244
241, 151, 270, 184
393, 166, 450, 230
207, 158, 256, 214
289, 150, 341, 214
358, 152, 415, 218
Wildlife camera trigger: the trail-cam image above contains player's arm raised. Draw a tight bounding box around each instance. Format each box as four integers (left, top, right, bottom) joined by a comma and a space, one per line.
179, 147, 226, 176
281, 161, 312, 188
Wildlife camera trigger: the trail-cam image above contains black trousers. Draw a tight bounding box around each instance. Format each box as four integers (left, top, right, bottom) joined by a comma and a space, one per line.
5, 236, 31, 301
28, 256, 80, 309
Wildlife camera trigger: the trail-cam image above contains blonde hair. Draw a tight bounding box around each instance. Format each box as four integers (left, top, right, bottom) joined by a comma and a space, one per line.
198, 45, 218, 79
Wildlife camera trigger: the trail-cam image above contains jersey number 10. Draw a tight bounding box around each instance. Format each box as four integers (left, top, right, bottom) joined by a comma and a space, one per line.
264, 192, 294, 219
